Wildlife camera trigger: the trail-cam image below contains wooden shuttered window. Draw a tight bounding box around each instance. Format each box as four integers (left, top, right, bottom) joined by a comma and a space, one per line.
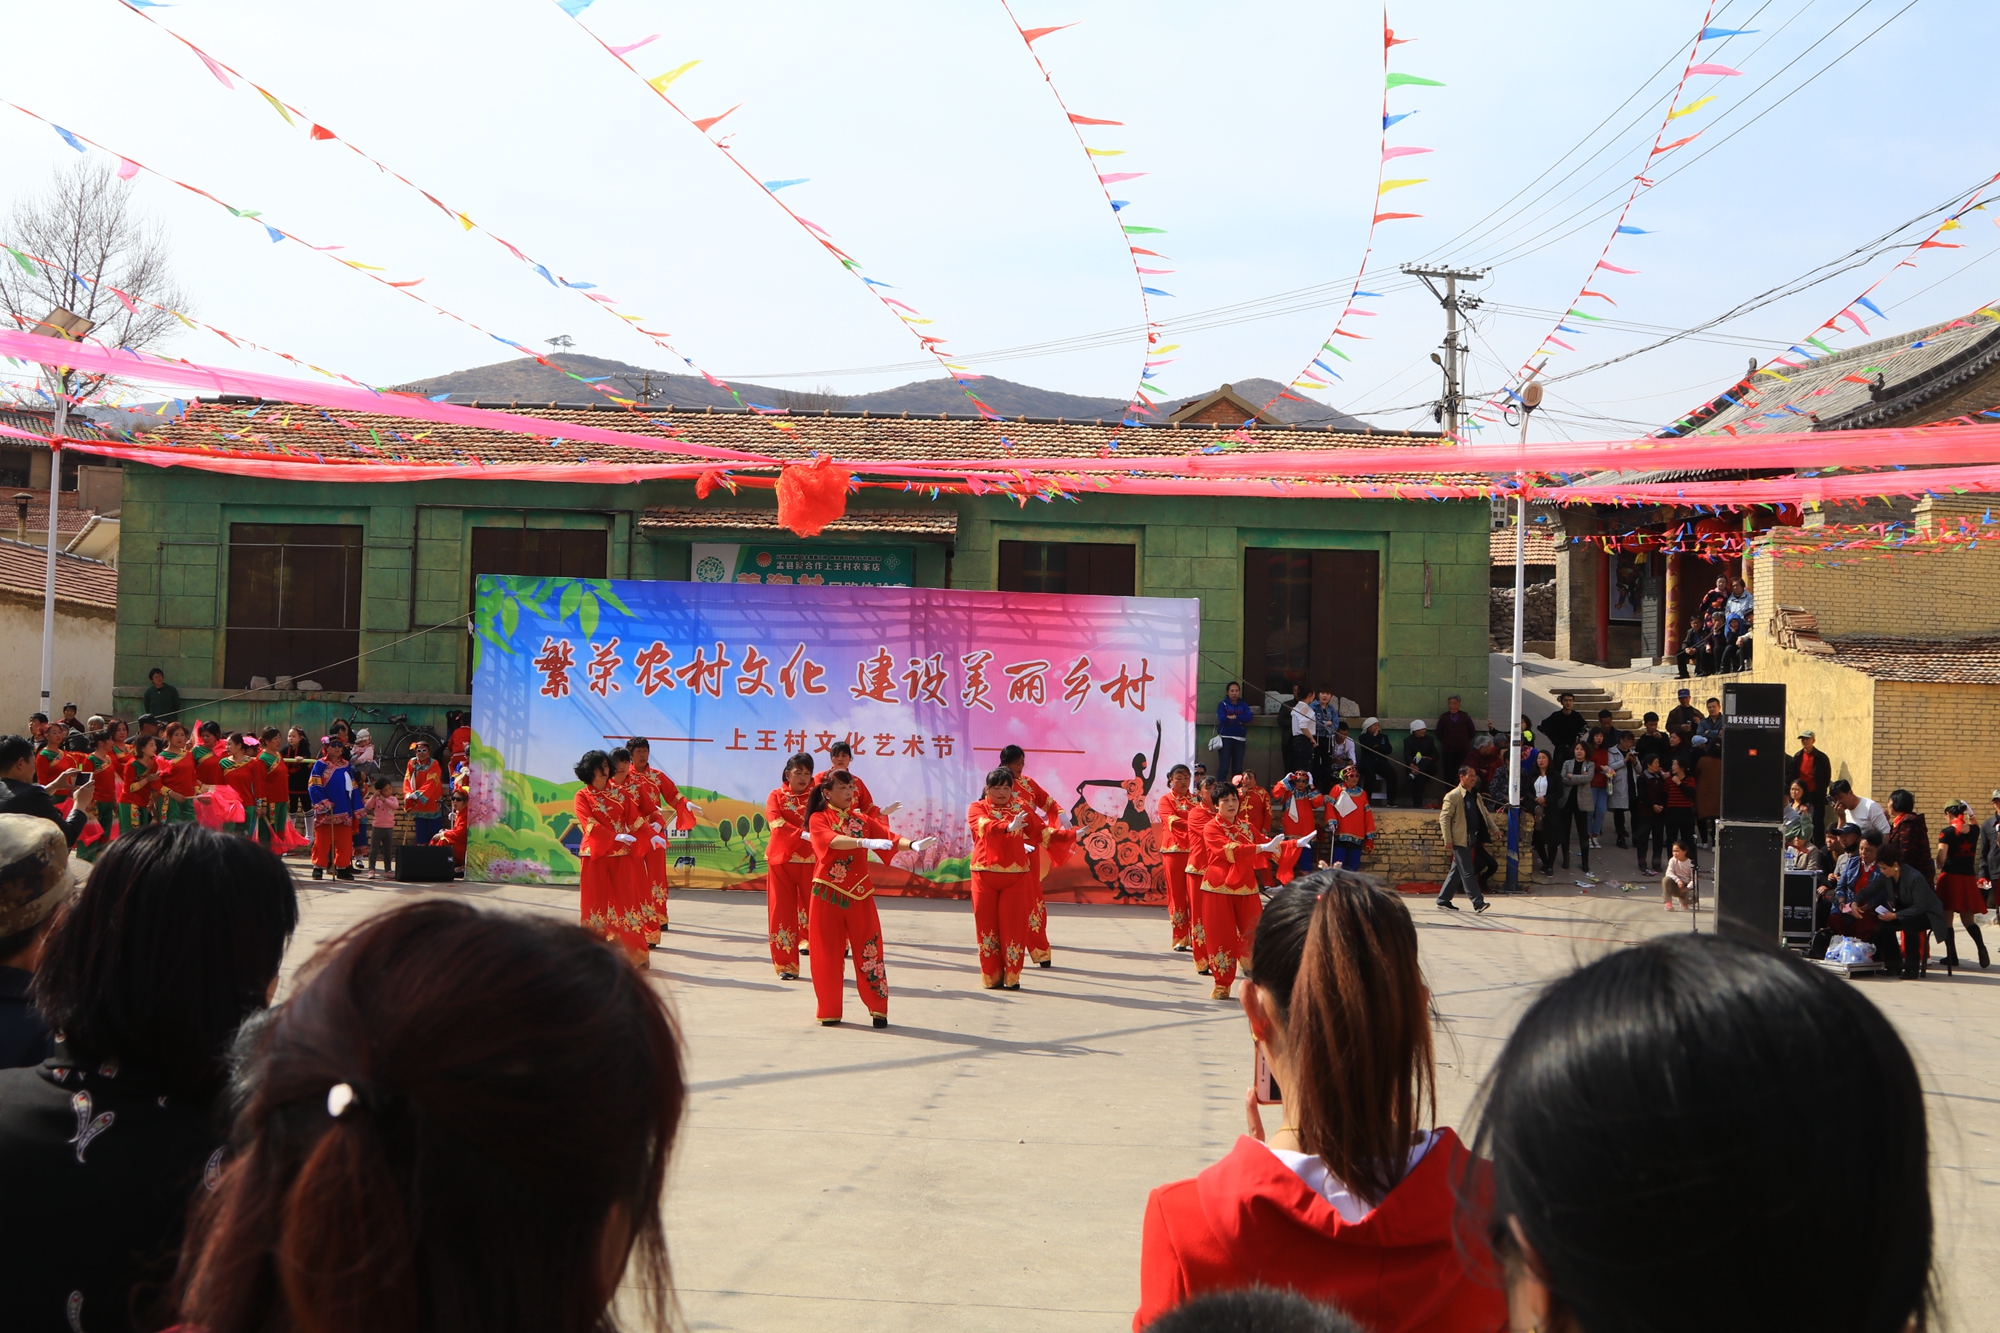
996, 541, 1135, 597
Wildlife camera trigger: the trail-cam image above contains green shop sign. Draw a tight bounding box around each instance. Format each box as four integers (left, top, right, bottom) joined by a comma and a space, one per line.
689, 543, 915, 587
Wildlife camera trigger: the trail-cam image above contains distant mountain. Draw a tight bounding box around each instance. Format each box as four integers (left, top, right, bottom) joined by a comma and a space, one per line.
388, 355, 1374, 431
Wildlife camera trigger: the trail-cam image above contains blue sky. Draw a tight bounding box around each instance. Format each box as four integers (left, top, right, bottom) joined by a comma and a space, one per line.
0, 0, 1992, 440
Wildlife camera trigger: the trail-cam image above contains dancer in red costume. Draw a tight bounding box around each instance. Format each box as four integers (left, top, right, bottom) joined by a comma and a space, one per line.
763, 752, 816, 980
1001, 744, 1065, 968
573, 749, 648, 967
627, 736, 698, 942
1186, 778, 1221, 975
1199, 787, 1313, 1000
805, 770, 934, 1028
968, 768, 1075, 990
1155, 765, 1196, 952
822, 739, 882, 815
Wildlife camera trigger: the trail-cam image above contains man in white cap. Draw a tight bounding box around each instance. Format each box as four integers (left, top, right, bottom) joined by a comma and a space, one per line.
1404, 718, 1440, 808
0, 814, 75, 1067
1355, 717, 1395, 805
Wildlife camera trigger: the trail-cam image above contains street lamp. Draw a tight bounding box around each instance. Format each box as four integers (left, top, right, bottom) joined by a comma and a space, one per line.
29, 307, 95, 720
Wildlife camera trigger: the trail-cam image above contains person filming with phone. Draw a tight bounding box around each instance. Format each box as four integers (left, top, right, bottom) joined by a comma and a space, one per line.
0, 734, 89, 846
1133, 869, 1504, 1332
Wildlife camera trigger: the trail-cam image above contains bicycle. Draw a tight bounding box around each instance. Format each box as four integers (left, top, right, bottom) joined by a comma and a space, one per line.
337, 704, 444, 780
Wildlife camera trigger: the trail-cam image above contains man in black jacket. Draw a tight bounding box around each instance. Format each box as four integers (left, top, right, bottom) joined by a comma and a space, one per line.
0, 736, 87, 847
1539, 693, 1586, 762
1787, 731, 1834, 844
1871, 841, 1947, 978
1978, 790, 2000, 905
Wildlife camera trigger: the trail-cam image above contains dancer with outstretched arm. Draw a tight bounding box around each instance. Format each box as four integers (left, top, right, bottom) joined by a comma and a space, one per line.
807, 770, 934, 1028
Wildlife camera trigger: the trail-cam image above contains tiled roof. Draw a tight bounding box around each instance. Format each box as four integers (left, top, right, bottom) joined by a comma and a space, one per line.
0, 536, 116, 613
1674, 307, 2000, 438
1489, 526, 1557, 564
641, 507, 958, 539
1827, 634, 2000, 683
0, 406, 111, 446
126, 397, 1476, 483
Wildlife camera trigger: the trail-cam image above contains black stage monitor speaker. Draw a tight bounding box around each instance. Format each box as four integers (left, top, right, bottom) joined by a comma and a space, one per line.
1721, 682, 1786, 823
1715, 821, 1786, 946
396, 844, 456, 883
1781, 869, 1821, 946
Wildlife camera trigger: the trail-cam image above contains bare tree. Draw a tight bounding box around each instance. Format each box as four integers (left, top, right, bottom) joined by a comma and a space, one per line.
774, 383, 846, 412
0, 160, 187, 402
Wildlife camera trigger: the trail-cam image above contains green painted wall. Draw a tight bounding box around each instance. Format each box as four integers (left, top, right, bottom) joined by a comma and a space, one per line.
115, 466, 1488, 741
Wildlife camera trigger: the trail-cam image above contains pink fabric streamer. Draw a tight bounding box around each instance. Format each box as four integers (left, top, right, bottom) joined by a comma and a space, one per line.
0, 329, 777, 465
197, 785, 244, 830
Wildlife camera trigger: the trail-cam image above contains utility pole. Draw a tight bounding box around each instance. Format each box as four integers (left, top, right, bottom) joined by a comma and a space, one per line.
28, 308, 94, 722
618, 370, 664, 406
1504, 373, 1544, 893
1400, 264, 1487, 447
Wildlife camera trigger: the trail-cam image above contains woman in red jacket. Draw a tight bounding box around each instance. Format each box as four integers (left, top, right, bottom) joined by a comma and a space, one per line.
574, 749, 646, 968
764, 752, 816, 980
967, 767, 1062, 991
1185, 779, 1220, 975
806, 770, 934, 1028
1155, 765, 1196, 953
1197, 788, 1312, 1000
1136, 871, 1506, 1333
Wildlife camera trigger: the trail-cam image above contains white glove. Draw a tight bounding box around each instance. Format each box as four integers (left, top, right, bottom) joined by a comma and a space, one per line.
651, 836, 667, 849
1296, 831, 1317, 849
1258, 835, 1283, 854
614, 833, 637, 844
685, 802, 702, 817
910, 835, 938, 853
861, 837, 895, 851
1007, 810, 1028, 834
882, 801, 903, 817
650, 822, 664, 834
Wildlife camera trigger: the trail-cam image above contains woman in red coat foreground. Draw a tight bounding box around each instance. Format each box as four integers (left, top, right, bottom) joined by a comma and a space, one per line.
1136, 870, 1506, 1333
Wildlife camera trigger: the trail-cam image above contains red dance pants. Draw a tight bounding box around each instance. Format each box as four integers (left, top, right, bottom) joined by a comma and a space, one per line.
582, 856, 648, 965
809, 889, 888, 1022
767, 860, 812, 975
1189, 868, 1212, 971
1199, 889, 1263, 993
1160, 851, 1191, 947
1026, 856, 1052, 963
645, 844, 668, 939
310, 820, 353, 870
971, 868, 1033, 987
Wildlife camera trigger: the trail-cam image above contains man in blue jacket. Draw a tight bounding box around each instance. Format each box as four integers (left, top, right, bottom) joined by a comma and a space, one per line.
1215, 682, 1254, 785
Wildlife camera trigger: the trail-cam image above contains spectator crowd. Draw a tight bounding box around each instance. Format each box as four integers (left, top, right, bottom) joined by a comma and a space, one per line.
1, 671, 473, 883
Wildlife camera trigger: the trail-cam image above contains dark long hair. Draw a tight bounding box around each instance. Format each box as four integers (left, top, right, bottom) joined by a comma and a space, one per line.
33, 823, 297, 1100
1244, 870, 1434, 1209
174, 900, 686, 1333
806, 768, 855, 818
1471, 933, 1932, 1333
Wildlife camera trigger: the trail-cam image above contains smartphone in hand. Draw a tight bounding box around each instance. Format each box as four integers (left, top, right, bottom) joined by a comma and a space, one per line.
1254, 1047, 1282, 1105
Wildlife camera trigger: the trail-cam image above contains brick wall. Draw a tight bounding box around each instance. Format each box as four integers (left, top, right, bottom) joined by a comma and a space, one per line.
1357, 808, 1447, 887
1756, 497, 2000, 640
1871, 680, 2000, 813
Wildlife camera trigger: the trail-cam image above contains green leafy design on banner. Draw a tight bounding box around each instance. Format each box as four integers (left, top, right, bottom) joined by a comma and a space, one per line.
471, 575, 635, 671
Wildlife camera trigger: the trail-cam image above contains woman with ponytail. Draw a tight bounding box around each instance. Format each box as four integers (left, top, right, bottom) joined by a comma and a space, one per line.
173, 898, 687, 1333
1135, 869, 1505, 1333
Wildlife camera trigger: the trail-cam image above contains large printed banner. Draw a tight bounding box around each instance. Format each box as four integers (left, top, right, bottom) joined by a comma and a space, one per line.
467, 576, 1199, 904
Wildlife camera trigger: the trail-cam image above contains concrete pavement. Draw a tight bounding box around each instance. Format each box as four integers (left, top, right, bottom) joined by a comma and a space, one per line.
280, 872, 2000, 1331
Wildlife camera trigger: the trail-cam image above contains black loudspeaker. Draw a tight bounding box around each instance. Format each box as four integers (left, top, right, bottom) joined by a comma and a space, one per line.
1720, 682, 1786, 823
1715, 821, 1786, 946
396, 844, 456, 882
1781, 869, 1821, 946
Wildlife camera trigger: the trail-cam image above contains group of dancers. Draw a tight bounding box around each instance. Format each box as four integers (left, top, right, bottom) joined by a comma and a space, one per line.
573, 742, 1330, 1026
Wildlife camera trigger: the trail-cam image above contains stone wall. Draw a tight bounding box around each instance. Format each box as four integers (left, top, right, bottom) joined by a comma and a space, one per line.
1490, 579, 1556, 650
1357, 808, 1448, 888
